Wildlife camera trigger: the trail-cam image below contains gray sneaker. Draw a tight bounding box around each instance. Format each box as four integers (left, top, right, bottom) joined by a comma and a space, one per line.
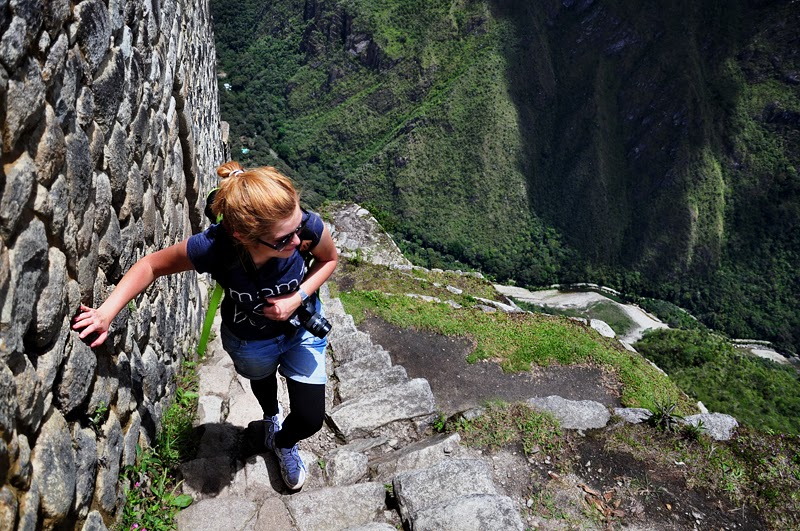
263, 404, 283, 451
274, 444, 307, 490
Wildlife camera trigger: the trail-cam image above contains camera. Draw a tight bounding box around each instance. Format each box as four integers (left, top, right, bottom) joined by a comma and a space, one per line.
288, 296, 331, 338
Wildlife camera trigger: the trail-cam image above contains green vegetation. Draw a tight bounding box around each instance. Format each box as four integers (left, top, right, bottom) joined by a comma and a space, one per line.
119, 360, 199, 530
514, 298, 637, 337
329, 256, 799, 527
338, 286, 690, 411
443, 401, 562, 457
635, 329, 800, 434
607, 423, 800, 530
212, 0, 800, 355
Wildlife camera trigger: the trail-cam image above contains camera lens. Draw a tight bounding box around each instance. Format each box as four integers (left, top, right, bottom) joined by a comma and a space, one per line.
304, 314, 332, 338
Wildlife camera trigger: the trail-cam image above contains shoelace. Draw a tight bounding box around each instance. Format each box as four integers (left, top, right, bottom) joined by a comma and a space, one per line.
279, 446, 304, 474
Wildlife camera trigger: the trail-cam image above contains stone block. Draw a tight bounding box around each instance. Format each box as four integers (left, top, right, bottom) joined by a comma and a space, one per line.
338, 365, 408, 402
71, 426, 96, 518
284, 482, 386, 531
93, 411, 122, 513
334, 349, 391, 381
1, 151, 35, 240
370, 433, 461, 481
324, 448, 368, 486
74, 0, 110, 74
176, 497, 258, 531
411, 493, 524, 531
329, 379, 436, 440
683, 413, 738, 441
3, 58, 44, 151
80, 510, 108, 531
30, 410, 76, 524
393, 459, 496, 522
56, 337, 97, 415
526, 396, 610, 430
29, 247, 67, 349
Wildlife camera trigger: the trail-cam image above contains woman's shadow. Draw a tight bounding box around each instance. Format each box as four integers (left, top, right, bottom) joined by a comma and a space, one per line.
178, 419, 291, 497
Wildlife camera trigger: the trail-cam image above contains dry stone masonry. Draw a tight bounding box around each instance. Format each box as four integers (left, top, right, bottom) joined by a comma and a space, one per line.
0, 0, 223, 528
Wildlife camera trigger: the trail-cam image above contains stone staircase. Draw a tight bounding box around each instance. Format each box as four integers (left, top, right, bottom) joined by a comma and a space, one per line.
176, 283, 526, 531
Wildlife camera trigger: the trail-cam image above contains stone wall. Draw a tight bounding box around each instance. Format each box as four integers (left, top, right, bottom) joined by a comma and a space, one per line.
0, 0, 223, 528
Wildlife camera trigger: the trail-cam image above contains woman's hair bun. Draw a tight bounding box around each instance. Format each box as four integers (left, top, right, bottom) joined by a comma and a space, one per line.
217, 161, 245, 179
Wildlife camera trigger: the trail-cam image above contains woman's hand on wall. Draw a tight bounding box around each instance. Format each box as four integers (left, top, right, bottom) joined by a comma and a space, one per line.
71, 304, 111, 348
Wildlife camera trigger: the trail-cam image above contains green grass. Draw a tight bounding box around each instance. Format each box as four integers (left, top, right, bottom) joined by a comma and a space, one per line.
338, 288, 690, 411
444, 401, 562, 456
119, 360, 199, 530
514, 298, 637, 337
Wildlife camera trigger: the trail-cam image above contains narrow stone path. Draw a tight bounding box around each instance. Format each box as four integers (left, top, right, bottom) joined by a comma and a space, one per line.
175, 284, 526, 530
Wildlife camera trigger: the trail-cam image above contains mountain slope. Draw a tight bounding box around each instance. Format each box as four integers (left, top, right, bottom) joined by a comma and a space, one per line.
211, 0, 800, 353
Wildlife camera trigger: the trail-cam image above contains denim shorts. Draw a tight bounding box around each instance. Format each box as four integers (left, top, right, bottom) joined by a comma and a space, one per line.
220, 301, 328, 384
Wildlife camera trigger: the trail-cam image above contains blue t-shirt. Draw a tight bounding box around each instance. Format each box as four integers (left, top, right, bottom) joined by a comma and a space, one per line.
187, 210, 324, 340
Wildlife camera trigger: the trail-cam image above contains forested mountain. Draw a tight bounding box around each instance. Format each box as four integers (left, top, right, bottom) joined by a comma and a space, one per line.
211, 0, 800, 354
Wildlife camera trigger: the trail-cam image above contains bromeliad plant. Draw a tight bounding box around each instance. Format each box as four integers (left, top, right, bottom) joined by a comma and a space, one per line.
648, 400, 684, 433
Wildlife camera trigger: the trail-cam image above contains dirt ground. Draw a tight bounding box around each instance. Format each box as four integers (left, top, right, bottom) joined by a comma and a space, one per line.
357, 316, 766, 530
359, 317, 621, 415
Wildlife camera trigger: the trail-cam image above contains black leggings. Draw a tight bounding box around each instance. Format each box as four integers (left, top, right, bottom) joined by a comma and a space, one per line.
250, 372, 326, 449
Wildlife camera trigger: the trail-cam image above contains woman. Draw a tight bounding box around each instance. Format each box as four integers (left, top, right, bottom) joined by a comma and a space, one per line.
73, 161, 338, 490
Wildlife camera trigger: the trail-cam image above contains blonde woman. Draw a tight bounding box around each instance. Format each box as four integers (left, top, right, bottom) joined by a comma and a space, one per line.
73, 161, 338, 490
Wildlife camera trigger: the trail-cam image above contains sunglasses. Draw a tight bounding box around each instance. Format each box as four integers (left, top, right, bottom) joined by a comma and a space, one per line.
256, 209, 309, 251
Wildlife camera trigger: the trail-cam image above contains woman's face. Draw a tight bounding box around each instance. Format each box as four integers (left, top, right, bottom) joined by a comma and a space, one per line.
254, 204, 304, 255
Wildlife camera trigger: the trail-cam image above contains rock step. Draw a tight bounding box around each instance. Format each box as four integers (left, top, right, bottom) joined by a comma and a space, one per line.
368, 433, 462, 482
285, 482, 388, 531
334, 348, 392, 381
393, 459, 525, 531
412, 494, 525, 531
329, 330, 376, 364
338, 365, 409, 402
328, 379, 436, 441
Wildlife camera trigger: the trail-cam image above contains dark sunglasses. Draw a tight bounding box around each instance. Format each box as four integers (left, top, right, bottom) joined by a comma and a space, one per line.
256, 209, 309, 251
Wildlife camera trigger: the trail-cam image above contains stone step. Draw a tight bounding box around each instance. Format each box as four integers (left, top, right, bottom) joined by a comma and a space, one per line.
342, 524, 397, 531
338, 365, 408, 402
328, 379, 436, 440
391, 458, 525, 530
176, 497, 258, 530
368, 433, 461, 482
411, 493, 525, 531
334, 349, 392, 381
328, 313, 359, 340
284, 482, 388, 531
392, 459, 497, 521
329, 330, 375, 363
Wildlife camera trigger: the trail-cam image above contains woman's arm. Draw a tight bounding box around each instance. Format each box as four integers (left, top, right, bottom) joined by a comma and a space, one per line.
72, 239, 195, 347
262, 225, 339, 321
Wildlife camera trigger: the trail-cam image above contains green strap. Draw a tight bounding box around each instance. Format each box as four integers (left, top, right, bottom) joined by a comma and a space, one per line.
197, 282, 224, 357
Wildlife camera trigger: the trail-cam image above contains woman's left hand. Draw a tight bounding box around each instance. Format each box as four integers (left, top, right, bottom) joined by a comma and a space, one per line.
262, 292, 302, 321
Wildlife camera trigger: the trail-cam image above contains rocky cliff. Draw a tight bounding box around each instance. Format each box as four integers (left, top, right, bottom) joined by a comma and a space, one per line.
0, 0, 223, 527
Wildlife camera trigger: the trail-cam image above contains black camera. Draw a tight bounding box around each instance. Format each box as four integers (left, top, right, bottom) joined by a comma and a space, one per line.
288, 296, 331, 338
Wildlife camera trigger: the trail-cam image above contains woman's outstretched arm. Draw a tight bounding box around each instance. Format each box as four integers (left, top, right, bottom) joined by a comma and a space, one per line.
72, 239, 195, 347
